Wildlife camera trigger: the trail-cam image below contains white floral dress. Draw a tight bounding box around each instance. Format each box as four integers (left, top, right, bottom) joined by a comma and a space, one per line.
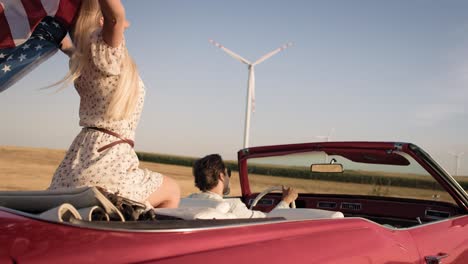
49, 30, 163, 202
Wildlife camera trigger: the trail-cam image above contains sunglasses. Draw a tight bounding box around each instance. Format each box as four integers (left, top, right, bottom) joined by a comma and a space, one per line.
225, 168, 231, 178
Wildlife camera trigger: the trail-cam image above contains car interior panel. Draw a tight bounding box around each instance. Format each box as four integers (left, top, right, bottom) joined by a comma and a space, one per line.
247, 193, 462, 228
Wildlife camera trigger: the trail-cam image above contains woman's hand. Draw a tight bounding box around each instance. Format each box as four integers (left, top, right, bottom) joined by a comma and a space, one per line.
59, 35, 74, 57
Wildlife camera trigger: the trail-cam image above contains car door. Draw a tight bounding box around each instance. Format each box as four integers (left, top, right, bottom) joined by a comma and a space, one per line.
408, 216, 468, 264
150, 218, 421, 264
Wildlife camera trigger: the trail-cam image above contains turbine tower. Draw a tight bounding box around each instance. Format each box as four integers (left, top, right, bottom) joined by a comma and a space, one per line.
448, 151, 464, 177
209, 39, 292, 148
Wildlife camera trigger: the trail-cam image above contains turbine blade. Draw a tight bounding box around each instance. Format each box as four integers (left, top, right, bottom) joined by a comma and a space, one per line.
253, 42, 293, 66
209, 39, 251, 65
248, 66, 256, 113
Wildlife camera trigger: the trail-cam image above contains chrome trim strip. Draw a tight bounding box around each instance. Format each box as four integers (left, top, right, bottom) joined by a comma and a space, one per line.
2, 206, 466, 233
0, 206, 292, 233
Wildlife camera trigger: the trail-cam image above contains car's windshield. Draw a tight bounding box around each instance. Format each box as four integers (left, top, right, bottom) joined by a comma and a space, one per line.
247, 150, 458, 204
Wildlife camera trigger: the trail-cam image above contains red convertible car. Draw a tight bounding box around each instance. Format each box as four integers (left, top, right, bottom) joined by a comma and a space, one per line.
1, 142, 467, 263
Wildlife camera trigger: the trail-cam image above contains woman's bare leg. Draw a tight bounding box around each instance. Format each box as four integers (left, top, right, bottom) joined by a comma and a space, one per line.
146, 175, 180, 208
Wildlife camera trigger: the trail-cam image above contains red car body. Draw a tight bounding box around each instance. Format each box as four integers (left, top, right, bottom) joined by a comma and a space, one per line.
1, 142, 467, 263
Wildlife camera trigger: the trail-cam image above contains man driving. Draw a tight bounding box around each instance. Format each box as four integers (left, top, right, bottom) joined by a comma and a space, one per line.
188, 154, 298, 218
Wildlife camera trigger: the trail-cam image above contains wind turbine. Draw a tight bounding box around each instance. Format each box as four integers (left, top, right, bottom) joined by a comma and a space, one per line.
209, 39, 293, 148
448, 151, 464, 177
314, 128, 335, 142
314, 128, 335, 163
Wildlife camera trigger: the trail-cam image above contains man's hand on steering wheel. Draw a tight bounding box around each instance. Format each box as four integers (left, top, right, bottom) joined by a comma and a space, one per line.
249, 186, 298, 209
281, 186, 298, 204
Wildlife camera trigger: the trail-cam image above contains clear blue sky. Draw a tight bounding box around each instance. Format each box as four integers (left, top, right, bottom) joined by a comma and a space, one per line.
1, 0, 467, 175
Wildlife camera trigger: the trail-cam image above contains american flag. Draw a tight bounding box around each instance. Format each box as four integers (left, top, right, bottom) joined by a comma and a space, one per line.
0, 0, 80, 92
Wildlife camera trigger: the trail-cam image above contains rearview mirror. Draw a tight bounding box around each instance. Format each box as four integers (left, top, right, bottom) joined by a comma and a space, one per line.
310, 164, 344, 173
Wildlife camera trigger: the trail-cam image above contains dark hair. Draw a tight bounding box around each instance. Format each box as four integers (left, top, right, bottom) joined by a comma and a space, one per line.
192, 154, 226, 192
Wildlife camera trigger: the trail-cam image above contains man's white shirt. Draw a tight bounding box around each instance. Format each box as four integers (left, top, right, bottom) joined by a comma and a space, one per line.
187, 192, 289, 218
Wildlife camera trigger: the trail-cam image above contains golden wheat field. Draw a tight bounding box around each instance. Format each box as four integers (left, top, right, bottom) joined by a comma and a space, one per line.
0, 146, 465, 203
0, 146, 242, 196
0, 146, 200, 196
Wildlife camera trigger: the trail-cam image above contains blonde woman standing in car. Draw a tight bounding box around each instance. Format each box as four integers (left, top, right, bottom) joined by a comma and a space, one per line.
49, 0, 180, 208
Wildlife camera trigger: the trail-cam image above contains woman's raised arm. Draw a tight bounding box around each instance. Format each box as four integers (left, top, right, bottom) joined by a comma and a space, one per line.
98, 0, 128, 47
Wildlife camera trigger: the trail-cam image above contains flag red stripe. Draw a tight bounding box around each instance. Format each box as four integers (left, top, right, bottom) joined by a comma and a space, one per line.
0, 4, 14, 49
0, 0, 80, 48
20, 0, 47, 30
55, 0, 81, 28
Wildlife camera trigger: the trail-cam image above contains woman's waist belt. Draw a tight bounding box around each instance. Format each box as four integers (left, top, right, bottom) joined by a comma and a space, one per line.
86, 127, 134, 152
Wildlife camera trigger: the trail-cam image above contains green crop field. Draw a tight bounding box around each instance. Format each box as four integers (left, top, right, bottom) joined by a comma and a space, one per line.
136, 151, 468, 192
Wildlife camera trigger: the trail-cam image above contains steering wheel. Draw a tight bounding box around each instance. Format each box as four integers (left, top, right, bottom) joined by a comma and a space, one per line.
249, 186, 296, 209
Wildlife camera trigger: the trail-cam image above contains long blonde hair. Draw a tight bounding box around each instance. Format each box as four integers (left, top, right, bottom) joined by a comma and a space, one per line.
65, 0, 140, 120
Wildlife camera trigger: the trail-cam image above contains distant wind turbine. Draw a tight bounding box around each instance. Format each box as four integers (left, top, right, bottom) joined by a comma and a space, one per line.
314, 128, 335, 163
314, 128, 335, 142
448, 151, 464, 177
209, 39, 293, 148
